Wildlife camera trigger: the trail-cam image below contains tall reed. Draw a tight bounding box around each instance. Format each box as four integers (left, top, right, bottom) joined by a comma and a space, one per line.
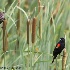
38, 0, 42, 39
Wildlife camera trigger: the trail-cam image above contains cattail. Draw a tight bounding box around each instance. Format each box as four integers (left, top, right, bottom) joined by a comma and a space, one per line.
32, 17, 36, 43
0, 12, 8, 52
27, 19, 30, 44
3, 20, 8, 52
62, 48, 67, 70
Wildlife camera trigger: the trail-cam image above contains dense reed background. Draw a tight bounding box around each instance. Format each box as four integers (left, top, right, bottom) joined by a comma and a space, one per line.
0, 0, 70, 70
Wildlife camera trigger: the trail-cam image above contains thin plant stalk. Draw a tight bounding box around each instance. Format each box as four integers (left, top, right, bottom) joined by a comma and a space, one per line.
15, 0, 20, 52
38, 0, 42, 39
39, 18, 42, 39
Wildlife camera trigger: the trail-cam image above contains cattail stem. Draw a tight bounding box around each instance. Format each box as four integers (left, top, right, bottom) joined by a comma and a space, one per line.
3, 20, 8, 52
62, 48, 67, 70
32, 17, 36, 43
39, 18, 42, 39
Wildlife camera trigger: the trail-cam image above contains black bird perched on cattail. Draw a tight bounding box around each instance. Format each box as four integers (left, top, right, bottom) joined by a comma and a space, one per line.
52, 38, 65, 63
0, 12, 5, 24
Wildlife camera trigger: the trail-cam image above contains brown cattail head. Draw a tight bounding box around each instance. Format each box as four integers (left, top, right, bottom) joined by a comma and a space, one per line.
27, 19, 30, 44
62, 48, 67, 70
3, 20, 8, 52
32, 17, 36, 43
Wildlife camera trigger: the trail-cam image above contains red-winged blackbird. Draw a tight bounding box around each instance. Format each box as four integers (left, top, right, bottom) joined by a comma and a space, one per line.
52, 38, 65, 63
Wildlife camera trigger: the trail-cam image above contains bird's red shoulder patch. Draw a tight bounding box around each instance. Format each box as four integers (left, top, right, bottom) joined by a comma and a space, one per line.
56, 43, 61, 48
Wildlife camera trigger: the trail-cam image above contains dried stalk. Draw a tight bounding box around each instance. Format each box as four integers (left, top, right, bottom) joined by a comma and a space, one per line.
32, 17, 36, 43
62, 48, 67, 70
27, 19, 30, 44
